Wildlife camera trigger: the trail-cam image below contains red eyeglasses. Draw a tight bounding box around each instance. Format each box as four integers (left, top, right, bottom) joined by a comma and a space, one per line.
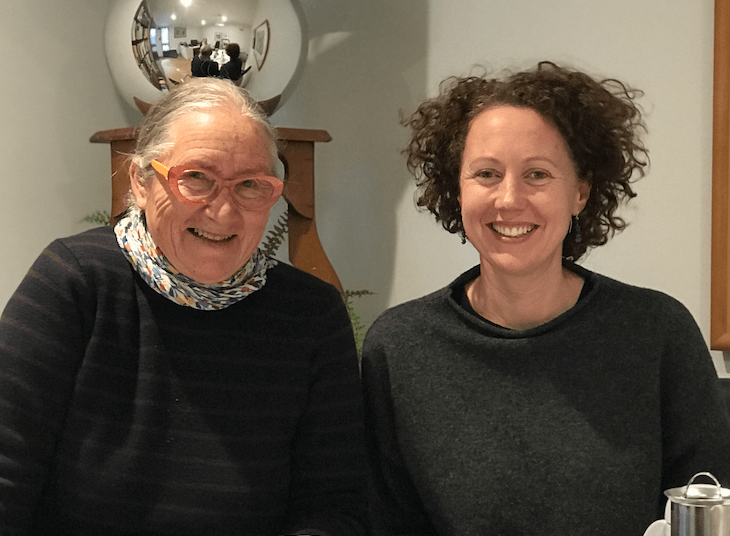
150, 160, 283, 211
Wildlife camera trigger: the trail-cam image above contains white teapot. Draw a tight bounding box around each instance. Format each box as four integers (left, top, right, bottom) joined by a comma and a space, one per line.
643, 472, 730, 536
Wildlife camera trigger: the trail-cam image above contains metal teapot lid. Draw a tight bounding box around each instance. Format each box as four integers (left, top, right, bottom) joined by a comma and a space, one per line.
664, 472, 730, 507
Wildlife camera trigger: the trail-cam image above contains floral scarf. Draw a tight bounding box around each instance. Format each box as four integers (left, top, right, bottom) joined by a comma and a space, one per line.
114, 208, 276, 310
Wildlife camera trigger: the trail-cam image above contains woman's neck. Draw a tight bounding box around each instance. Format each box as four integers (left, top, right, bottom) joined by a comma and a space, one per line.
465, 261, 584, 330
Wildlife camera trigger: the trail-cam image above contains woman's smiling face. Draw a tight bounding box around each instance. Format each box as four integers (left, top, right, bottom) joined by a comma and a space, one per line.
131, 107, 278, 284
459, 105, 590, 278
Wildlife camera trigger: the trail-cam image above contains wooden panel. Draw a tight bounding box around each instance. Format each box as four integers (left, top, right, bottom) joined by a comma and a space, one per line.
712, 0, 730, 349
279, 138, 342, 290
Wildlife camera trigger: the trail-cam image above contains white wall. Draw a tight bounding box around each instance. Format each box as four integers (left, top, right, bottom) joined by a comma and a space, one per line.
0, 0, 135, 312
1, 0, 726, 375
190, 24, 249, 49
276, 0, 727, 375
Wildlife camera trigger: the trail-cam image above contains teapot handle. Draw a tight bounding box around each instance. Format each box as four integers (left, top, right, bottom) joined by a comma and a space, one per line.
683, 472, 722, 499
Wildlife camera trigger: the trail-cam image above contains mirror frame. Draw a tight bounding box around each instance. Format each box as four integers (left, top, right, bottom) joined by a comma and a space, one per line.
712, 0, 730, 350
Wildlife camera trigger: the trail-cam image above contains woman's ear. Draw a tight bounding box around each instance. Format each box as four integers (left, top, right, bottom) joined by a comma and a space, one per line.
576, 179, 591, 213
129, 161, 148, 211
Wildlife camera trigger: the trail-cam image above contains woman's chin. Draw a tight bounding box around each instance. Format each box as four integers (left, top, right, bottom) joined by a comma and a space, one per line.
190, 267, 239, 285
167, 237, 260, 284
173, 260, 241, 285
194, 275, 230, 285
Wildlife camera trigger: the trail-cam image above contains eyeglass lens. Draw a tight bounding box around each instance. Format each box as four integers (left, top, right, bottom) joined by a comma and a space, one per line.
176, 169, 277, 207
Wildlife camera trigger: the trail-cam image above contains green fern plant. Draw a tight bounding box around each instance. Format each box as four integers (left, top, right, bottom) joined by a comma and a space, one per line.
342, 290, 375, 357
260, 213, 288, 257
83, 210, 111, 226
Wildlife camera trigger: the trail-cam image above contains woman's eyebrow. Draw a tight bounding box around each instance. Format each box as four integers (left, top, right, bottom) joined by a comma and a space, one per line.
524, 155, 560, 167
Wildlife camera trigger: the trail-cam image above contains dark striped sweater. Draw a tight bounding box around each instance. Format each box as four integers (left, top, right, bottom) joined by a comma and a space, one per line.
0, 226, 367, 536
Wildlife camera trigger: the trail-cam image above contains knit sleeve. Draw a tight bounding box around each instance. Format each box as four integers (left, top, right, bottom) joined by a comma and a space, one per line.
282, 290, 368, 536
0, 240, 90, 534
361, 317, 439, 536
659, 297, 730, 492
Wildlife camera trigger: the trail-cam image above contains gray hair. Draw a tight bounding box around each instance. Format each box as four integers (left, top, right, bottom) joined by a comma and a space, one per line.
199, 44, 214, 58
131, 78, 279, 189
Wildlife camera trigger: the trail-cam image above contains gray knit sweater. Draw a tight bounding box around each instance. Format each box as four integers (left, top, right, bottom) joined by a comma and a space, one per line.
362, 264, 730, 536
0, 226, 367, 536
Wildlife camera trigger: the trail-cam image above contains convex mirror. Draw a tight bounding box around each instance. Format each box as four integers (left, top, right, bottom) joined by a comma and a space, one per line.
105, 0, 308, 114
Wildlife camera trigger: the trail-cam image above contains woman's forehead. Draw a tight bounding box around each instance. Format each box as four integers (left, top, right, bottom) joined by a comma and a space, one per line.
169, 109, 258, 141
166, 110, 274, 168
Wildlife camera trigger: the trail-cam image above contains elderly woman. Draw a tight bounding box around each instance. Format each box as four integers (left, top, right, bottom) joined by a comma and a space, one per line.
191, 44, 219, 77
0, 78, 366, 535
361, 62, 730, 535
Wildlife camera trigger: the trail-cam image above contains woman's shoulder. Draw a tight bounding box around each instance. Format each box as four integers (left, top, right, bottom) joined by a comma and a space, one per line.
575, 264, 698, 325
266, 259, 338, 288
262, 260, 346, 314
46, 226, 122, 264
366, 269, 469, 341
379, 284, 453, 320
32, 227, 131, 291
10, 227, 131, 318
588, 267, 686, 306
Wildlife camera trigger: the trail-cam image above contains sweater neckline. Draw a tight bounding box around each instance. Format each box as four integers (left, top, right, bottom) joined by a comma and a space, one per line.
448, 262, 598, 336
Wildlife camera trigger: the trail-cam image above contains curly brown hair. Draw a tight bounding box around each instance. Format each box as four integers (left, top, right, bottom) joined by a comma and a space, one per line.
225, 42, 240, 60
402, 61, 649, 261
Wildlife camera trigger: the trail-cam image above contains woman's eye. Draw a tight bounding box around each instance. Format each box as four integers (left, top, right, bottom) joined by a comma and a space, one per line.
178, 171, 216, 192
473, 170, 501, 183
527, 170, 550, 182
234, 179, 275, 199
181, 170, 208, 180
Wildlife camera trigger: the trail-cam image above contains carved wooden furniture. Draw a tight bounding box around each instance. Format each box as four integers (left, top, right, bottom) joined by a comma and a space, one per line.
90, 126, 342, 291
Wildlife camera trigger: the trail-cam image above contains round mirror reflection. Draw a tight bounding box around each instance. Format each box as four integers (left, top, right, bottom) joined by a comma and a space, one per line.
105, 0, 308, 115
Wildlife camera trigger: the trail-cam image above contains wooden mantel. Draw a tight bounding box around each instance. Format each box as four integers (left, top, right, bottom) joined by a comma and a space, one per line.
90, 126, 342, 291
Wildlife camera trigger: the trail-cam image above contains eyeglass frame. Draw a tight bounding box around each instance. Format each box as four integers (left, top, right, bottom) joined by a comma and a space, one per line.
149, 159, 284, 210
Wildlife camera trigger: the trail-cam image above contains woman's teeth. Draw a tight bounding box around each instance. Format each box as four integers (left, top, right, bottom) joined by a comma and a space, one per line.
191, 229, 234, 242
491, 223, 536, 237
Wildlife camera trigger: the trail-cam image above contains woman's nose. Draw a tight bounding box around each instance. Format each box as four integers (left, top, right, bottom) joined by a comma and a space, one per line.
493, 174, 524, 209
204, 185, 240, 220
